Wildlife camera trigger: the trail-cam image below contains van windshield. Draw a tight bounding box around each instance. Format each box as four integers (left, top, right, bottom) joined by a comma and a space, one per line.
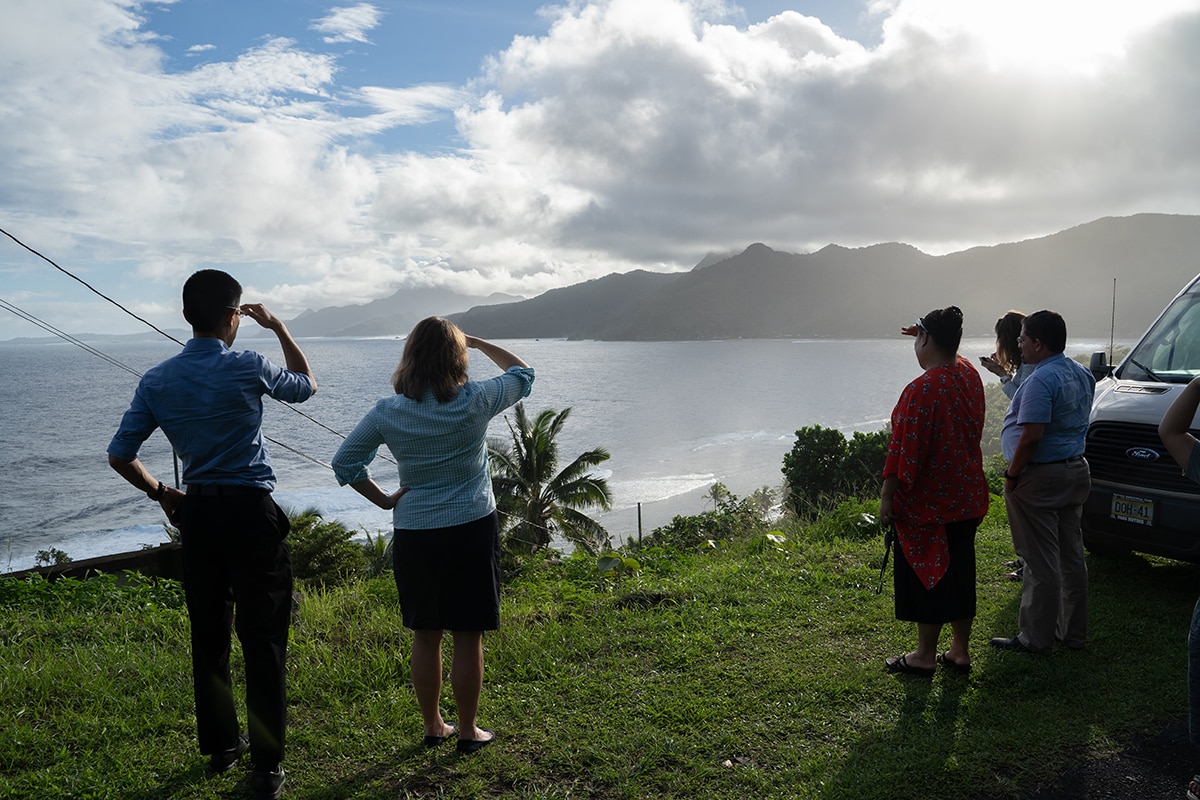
1121, 288, 1200, 383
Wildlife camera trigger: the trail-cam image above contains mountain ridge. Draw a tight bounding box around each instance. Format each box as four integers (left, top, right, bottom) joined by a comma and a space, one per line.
9, 213, 1196, 344
449, 213, 1200, 340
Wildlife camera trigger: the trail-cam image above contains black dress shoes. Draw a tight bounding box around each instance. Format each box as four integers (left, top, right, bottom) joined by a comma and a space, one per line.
208, 733, 249, 774
989, 636, 1049, 655
252, 766, 285, 800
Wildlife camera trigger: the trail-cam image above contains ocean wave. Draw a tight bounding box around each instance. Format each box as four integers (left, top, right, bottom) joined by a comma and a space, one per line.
688, 430, 779, 452
605, 473, 716, 509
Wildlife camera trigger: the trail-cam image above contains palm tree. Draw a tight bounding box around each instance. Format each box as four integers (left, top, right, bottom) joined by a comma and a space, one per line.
704, 481, 730, 511
749, 485, 777, 521
489, 403, 613, 556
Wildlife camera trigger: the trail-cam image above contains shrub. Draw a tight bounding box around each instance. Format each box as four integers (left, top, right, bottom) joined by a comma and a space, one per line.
782, 425, 847, 511
361, 530, 393, 578
34, 548, 72, 567
782, 425, 889, 519
635, 496, 761, 551
843, 429, 890, 496
288, 508, 368, 589
0, 571, 184, 611
801, 498, 883, 543
984, 452, 1009, 496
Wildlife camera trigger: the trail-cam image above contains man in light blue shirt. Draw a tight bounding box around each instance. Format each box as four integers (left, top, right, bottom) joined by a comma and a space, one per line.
108, 270, 314, 800
993, 310, 1095, 655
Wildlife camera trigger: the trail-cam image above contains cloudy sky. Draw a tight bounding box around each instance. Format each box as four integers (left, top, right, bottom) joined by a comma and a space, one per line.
2, 0, 1199, 340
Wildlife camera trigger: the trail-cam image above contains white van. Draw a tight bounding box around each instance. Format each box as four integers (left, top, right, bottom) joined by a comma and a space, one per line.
1083, 272, 1200, 562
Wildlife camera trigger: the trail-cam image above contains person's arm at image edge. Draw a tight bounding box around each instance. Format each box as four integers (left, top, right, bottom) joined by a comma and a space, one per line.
1158, 377, 1200, 470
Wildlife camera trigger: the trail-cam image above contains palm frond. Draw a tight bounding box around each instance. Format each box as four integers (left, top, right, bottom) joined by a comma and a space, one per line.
554, 507, 612, 556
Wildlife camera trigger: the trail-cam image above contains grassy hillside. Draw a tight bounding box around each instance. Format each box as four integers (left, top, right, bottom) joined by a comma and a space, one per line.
1, 498, 1195, 799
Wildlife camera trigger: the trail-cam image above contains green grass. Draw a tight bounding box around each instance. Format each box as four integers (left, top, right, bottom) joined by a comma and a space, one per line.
1, 499, 1195, 799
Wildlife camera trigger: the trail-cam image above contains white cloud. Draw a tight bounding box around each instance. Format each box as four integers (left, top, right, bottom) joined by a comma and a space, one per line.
2, 0, 1200, 340
356, 84, 469, 126
311, 3, 382, 45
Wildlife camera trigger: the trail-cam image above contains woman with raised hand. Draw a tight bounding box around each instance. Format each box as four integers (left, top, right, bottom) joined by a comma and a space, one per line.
332, 317, 533, 754
979, 310, 1034, 400
880, 306, 990, 678
979, 309, 1034, 580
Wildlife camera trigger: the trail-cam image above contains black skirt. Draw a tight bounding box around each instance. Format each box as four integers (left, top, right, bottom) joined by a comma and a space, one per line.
893, 517, 980, 624
392, 511, 501, 631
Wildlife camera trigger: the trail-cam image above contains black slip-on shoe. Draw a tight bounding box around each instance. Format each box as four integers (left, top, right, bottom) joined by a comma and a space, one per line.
423, 723, 457, 748
208, 733, 249, 774
456, 729, 495, 755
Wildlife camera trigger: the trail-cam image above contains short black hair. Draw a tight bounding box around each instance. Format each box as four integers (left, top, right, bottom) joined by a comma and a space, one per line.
920, 305, 964, 354
1023, 310, 1067, 353
182, 270, 241, 332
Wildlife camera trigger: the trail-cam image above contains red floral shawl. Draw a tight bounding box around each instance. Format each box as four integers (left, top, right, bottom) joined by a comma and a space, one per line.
883, 356, 990, 589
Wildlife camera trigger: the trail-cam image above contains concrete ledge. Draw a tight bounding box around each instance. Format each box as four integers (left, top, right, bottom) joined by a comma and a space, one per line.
2, 542, 184, 582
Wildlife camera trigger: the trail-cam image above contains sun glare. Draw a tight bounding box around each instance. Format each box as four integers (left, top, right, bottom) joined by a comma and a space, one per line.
895, 0, 1197, 77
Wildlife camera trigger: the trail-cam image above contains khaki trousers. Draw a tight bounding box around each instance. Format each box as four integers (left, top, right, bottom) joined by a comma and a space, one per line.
1004, 458, 1091, 653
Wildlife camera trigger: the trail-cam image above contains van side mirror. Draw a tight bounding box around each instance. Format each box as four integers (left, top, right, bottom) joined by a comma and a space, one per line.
1089, 350, 1112, 381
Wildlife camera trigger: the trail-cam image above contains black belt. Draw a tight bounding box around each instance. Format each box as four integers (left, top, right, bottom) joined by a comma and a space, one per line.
1031, 455, 1085, 465
186, 484, 269, 497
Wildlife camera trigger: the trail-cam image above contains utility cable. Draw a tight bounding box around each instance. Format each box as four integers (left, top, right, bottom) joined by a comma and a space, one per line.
0, 295, 337, 469
1, 226, 186, 346
1, 228, 570, 547
0, 297, 143, 378
0, 224, 393, 463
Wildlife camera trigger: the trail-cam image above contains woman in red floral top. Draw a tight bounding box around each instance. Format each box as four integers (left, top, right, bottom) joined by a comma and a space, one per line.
880, 306, 990, 678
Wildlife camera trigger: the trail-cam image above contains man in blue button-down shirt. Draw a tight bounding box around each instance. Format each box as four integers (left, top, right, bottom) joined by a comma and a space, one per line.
992, 310, 1095, 656
108, 270, 315, 800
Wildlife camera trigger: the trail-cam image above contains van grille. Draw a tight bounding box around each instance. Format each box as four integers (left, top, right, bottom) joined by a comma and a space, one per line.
1085, 421, 1200, 495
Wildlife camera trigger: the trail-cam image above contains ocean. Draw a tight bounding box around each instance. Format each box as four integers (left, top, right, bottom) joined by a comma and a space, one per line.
0, 334, 1106, 572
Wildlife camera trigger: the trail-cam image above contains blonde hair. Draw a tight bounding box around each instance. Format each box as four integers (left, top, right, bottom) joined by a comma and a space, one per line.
391, 317, 469, 402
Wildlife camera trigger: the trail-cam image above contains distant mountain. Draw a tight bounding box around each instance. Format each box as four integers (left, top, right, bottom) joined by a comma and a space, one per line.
280, 286, 523, 338
691, 249, 741, 271
449, 214, 1200, 341
448, 270, 678, 339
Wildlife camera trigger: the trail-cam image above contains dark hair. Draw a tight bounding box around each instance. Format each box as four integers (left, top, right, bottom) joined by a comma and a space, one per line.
994, 310, 1026, 372
1022, 310, 1067, 353
391, 317, 469, 402
182, 270, 241, 332
920, 305, 964, 354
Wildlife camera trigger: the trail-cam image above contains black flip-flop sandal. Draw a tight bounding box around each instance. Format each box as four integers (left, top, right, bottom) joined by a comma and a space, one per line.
936, 652, 972, 675
885, 653, 935, 678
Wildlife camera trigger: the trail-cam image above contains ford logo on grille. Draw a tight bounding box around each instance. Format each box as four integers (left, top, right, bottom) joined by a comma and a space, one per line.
1126, 447, 1161, 462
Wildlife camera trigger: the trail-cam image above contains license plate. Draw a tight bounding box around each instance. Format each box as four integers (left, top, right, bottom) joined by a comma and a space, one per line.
1111, 494, 1153, 525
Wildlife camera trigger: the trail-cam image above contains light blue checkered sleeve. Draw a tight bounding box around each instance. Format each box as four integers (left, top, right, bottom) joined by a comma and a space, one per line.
331, 408, 385, 486
486, 366, 535, 413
